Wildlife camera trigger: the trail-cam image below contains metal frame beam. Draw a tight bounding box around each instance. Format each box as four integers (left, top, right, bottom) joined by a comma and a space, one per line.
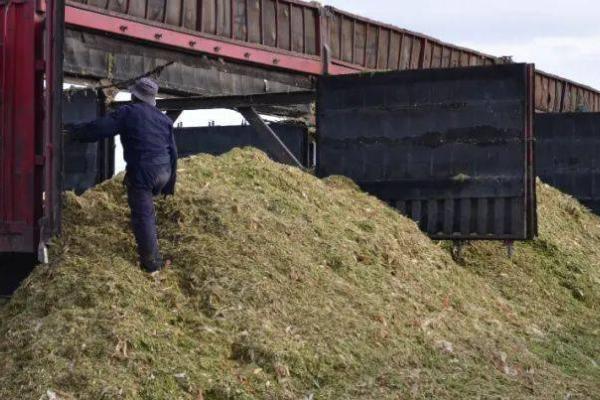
64, 5, 359, 77
237, 107, 304, 169
116, 90, 316, 112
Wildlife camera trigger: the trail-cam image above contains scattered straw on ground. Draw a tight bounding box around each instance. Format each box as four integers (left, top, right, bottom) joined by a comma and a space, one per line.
0, 149, 598, 399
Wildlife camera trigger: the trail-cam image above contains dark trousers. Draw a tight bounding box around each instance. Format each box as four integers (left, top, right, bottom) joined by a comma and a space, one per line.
126, 165, 171, 272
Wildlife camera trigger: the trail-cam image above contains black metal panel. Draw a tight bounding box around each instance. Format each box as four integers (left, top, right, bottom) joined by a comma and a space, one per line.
47, 0, 66, 241
62, 89, 114, 194
536, 113, 600, 214
174, 123, 310, 167
317, 64, 536, 240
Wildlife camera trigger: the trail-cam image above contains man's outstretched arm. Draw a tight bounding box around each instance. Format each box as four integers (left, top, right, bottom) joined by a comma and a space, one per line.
68, 106, 129, 143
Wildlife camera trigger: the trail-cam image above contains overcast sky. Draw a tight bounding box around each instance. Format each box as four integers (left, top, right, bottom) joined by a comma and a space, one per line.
325, 0, 600, 89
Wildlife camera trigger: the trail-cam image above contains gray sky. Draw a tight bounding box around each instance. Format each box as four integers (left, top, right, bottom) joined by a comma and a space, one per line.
325, 0, 600, 89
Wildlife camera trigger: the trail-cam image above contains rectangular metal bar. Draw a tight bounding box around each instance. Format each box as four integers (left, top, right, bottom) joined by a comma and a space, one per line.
237, 107, 304, 168
140, 90, 316, 111
43, 0, 66, 244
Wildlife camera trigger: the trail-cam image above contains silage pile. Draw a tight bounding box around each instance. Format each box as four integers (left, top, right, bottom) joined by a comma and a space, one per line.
0, 149, 599, 399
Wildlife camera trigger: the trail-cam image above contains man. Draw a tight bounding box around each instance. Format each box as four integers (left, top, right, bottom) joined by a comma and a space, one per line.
69, 78, 177, 274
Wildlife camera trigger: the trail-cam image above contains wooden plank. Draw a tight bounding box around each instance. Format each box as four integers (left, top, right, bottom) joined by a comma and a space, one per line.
431, 44, 442, 68
409, 36, 421, 69
277, 1, 290, 50
399, 34, 412, 70
107, 0, 127, 13
366, 24, 378, 69
246, 0, 260, 43
449, 49, 460, 67
290, 5, 304, 52
421, 40, 432, 68
87, 0, 109, 9
551, 78, 560, 112
387, 32, 400, 69
127, 0, 146, 18
303, 8, 317, 55
329, 12, 341, 59
469, 54, 480, 67
164, 0, 183, 26
548, 78, 556, 112
233, 0, 246, 40
376, 29, 389, 69
440, 46, 451, 67
459, 51, 469, 67
570, 86, 578, 111
352, 21, 365, 65
340, 18, 354, 62
202, 0, 217, 34
181, 0, 196, 29
541, 76, 549, 110
216, 0, 231, 36
535, 75, 544, 109
146, 0, 165, 21
262, 0, 277, 47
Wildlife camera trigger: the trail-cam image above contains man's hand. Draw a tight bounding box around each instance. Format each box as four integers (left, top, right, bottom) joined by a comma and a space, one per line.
62, 124, 83, 142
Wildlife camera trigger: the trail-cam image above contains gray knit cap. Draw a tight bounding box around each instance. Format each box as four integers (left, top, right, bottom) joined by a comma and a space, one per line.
129, 77, 159, 106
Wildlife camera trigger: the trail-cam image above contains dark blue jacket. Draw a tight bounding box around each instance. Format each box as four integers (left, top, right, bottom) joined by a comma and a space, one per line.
74, 102, 178, 194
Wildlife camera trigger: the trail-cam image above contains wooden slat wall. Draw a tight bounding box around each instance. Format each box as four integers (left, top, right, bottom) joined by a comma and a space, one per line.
67, 0, 600, 112
326, 8, 493, 71
325, 6, 600, 112
71, 0, 320, 55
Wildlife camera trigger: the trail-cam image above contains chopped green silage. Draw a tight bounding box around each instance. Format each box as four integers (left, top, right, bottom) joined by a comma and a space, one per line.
0, 149, 599, 399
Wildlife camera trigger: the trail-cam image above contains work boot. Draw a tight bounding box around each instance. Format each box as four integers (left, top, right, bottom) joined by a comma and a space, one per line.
147, 259, 172, 277
140, 251, 164, 273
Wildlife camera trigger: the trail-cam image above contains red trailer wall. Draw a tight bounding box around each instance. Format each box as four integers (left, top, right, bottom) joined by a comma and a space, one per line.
0, 0, 63, 254
0, 0, 41, 253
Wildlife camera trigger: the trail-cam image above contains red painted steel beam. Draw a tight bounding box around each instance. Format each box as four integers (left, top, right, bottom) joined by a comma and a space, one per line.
64, 5, 361, 77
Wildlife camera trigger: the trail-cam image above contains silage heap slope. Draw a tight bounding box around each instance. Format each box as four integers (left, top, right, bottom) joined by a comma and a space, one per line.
0, 149, 598, 399
458, 181, 600, 395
